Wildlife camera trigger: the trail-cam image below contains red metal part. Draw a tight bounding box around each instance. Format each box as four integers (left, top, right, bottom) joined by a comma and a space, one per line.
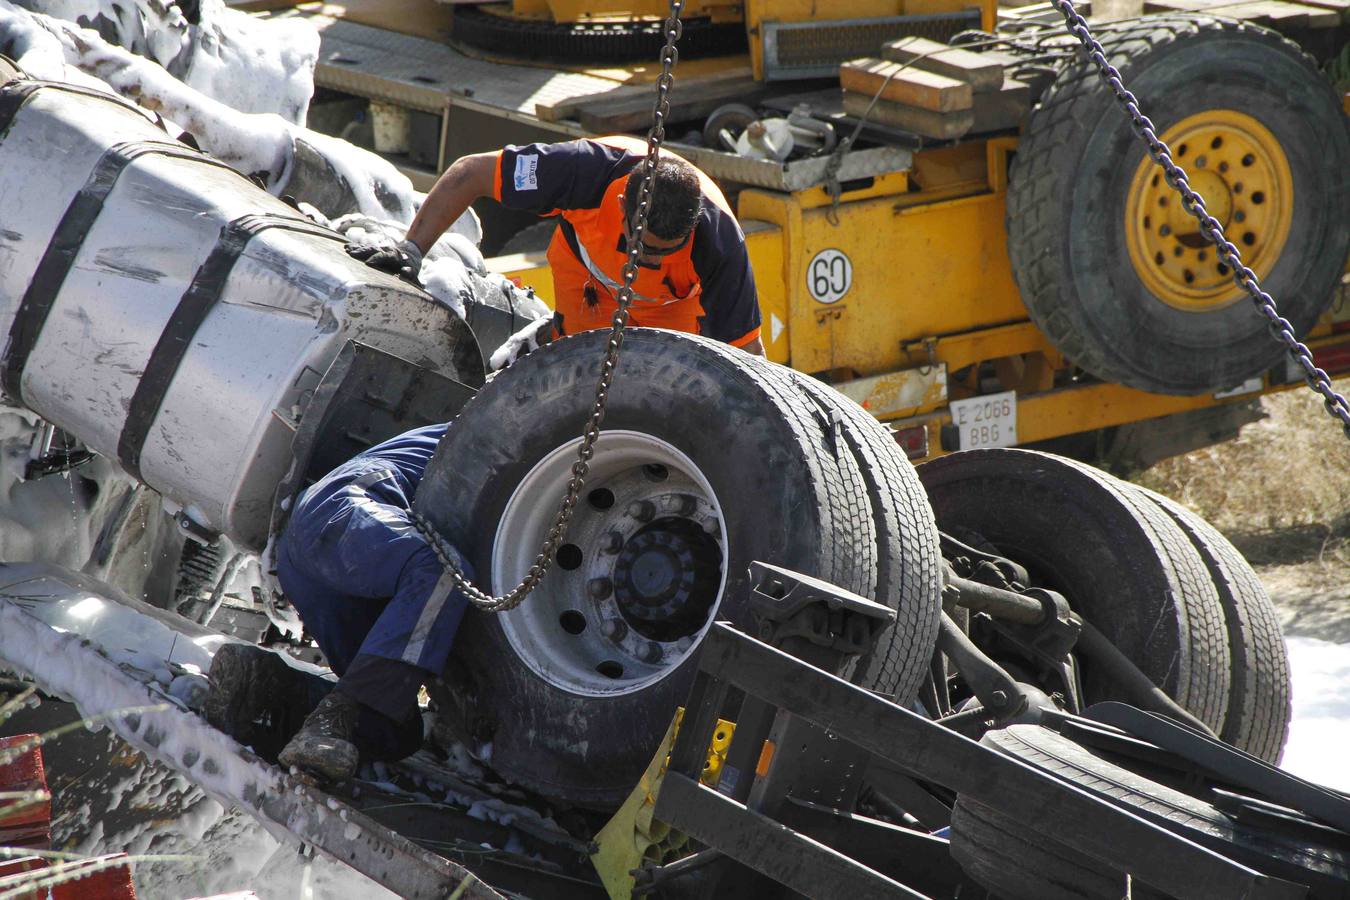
0, 733, 50, 850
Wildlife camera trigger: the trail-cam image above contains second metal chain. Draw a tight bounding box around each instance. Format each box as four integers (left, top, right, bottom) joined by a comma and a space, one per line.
414, 1, 686, 612
1050, 1, 1350, 439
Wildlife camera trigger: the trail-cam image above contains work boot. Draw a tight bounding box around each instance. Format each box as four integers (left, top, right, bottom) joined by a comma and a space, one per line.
277, 690, 361, 782
204, 643, 303, 754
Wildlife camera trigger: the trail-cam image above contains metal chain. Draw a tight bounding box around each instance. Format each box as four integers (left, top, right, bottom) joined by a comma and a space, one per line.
1050, 1, 1350, 439
412, 1, 686, 612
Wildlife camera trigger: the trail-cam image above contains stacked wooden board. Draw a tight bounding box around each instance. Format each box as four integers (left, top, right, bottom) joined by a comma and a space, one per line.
998, 0, 1348, 27
839, 38, 1031, 141
533, 67, 768, 133
1141, 0, 1347, 26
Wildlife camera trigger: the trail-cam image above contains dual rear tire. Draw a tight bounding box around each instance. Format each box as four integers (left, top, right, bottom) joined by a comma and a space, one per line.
921, 449, 1295, 900
920, 448, 1290, 759
415, 330, 942, 808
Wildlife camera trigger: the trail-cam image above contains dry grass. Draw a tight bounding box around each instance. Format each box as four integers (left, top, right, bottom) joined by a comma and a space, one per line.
1132, 376, 1350, 544
1131, 377, 1350, 636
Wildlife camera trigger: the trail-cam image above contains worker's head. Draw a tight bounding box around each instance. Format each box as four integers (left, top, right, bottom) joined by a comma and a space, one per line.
620, 157, 702, 267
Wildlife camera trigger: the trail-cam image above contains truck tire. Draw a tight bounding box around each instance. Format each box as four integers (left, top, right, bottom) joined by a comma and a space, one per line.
950, 790, 1131, 900
1007, 15, 1350, 395
415, 330, 940, 808
950, 724, 1350, 899
778, 373, 942, 701
919, 448, 1231, 732
1129, 485, 1292, 763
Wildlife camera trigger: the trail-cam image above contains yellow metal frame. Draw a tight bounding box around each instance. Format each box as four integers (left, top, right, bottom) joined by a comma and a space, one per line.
482, 2, 1350, 465
736, 137, 1023, 384
494, 119, 1350, 464
507, 0, 743, 23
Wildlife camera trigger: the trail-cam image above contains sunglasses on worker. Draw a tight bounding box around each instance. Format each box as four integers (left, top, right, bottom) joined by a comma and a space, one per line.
621, 213, 691, 267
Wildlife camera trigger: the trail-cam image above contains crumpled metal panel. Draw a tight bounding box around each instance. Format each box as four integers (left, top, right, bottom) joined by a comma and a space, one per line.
668, 141, 911, 192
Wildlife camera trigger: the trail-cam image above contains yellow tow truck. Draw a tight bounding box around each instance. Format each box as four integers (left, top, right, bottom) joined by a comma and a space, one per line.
261, 0, 1350, 467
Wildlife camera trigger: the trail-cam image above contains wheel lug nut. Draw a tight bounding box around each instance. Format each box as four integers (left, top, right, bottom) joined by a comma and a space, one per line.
588, 577, 613, 599
627, 500, 656, 522
641, 642, 664, 663
674, 493, 698, 516
602, 619, 628, 641
602, 531, 625, 553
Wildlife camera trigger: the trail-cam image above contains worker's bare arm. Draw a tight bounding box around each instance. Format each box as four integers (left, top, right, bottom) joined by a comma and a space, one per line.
740, 336, 765, 356
406, 152, 498, 253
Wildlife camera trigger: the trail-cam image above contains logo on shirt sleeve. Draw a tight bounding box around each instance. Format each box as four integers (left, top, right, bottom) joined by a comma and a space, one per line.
513, 154, 539, 191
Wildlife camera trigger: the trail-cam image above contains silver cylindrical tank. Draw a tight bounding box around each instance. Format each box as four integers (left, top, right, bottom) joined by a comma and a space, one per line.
0, 65, 482, 551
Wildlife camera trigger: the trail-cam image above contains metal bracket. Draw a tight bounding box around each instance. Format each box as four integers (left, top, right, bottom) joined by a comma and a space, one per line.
940, 531, 1030, 588
747, 561, 895, 659
653, 623, 1305, 900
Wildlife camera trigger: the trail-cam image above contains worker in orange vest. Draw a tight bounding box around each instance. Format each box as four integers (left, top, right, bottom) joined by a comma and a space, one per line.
349, 136, 764, 359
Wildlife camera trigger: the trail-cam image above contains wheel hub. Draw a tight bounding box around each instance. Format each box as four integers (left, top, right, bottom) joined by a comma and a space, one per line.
491, 431, 726, 697
614, 518, 722, 641
1125, 109, 1293, 312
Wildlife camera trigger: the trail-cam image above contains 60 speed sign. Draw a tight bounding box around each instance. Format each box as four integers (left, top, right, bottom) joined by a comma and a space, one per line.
807, 248, 852, 304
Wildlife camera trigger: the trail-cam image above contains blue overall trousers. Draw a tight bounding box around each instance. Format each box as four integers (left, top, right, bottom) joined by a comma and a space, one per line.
276, 423, 470, 752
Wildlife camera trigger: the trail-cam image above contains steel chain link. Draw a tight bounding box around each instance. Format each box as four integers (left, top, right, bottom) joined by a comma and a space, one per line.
1050, 0, 1350, 439
412, 1, 686, 612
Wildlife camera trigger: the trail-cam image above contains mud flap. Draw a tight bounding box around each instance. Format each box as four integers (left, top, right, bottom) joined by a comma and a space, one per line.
591, 712, 682, 898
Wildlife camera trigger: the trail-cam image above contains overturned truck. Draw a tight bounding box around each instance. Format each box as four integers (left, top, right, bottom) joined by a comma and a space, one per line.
0, 52, 1346, 900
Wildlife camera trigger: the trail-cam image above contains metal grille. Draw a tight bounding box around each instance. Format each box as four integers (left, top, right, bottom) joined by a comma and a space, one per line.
762, 12, 983, 81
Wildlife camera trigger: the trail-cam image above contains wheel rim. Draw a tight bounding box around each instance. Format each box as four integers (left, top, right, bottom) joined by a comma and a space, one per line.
1125, 109, 1293, 312
491, 431, 727, 697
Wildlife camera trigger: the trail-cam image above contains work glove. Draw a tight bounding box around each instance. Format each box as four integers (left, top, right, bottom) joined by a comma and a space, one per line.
489, 315, 557, 372
346, 236, 424, 283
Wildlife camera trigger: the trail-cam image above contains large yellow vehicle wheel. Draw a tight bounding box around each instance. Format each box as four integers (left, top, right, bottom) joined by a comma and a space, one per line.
1007, 15, 1350, 395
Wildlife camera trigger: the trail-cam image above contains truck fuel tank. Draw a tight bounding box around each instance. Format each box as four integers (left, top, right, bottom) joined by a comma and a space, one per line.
0, 62, 483, 551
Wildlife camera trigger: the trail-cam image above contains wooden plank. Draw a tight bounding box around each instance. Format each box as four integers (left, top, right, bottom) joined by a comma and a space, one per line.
1288, 1, 1343, 24
971, 77, 1031, 134
1291, 0, 1350, 18
535, 66, 754, 123
842, 91, 973, 140
1142, 0, 1232, 13
880, 36, 1005, 93
1201, 0, 1308, 24
576, 77, 769, 133
1250, 0, 1341, 24
1145, 0, 1338, 22
839, 58, 973, 113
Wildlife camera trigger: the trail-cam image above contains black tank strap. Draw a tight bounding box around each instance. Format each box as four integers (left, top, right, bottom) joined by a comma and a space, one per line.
0, 77, 155, 144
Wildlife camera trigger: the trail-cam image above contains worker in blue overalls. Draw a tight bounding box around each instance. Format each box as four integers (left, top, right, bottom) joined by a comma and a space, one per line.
205, 423, 468, 782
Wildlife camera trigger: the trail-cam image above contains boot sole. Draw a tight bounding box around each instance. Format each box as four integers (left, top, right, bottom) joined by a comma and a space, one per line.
278, 734, 360, 782
203, 644, 292, 740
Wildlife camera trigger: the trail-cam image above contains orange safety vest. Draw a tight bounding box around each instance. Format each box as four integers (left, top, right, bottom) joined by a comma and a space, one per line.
495, 136, 759, 347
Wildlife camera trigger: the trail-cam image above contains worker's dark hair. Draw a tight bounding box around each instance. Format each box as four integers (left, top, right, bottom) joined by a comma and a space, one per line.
622, 157, 703, 241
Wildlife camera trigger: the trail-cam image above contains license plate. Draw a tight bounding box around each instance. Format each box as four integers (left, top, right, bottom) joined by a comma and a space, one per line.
949, 391, 1017, 451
